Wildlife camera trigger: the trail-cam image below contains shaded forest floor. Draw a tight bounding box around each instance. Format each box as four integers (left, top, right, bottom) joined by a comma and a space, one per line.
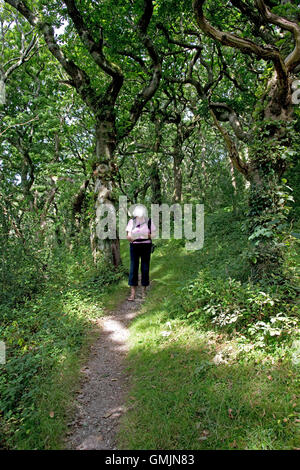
0, 208, 299, 450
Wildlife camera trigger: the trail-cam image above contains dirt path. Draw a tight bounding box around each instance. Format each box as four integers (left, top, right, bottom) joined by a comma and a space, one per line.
65, 286, 145, 450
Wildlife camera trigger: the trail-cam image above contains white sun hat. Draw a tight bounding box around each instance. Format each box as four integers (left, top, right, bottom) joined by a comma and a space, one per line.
132, 205, 146, 218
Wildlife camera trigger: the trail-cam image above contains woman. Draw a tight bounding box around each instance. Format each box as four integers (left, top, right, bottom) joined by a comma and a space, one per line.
126, 206, 156, 301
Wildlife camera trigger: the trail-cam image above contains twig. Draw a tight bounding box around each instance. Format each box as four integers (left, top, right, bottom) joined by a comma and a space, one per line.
0, 115, 39, 136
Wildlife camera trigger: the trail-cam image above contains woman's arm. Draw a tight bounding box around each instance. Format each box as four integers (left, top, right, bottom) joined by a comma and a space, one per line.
148, 220, 156, 239
126, 219, 134, 242
148, 230, 156, 240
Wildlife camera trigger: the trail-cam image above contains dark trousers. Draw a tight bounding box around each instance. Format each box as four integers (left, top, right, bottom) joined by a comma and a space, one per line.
129, 242, 152, 287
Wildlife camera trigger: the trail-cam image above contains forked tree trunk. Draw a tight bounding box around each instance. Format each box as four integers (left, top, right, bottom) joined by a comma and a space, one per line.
5, 0, 161, 270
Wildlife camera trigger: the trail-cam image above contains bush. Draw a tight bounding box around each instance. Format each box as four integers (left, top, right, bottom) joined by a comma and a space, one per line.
180, 271, 299, 348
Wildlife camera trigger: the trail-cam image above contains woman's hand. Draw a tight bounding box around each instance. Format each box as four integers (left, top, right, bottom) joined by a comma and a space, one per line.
148, 231, 156, 240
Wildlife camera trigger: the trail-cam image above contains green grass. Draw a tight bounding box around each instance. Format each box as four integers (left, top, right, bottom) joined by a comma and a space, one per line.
118, 211, 300, 450
1, 210, 298, 449
0, 245, 127, 450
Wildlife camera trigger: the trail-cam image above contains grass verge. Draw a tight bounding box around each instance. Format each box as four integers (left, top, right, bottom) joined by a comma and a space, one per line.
118, 210, 299, 450
0, 245, 127, 450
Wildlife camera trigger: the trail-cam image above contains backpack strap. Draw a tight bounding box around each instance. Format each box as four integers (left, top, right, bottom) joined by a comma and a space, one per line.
132, 216, 150, 231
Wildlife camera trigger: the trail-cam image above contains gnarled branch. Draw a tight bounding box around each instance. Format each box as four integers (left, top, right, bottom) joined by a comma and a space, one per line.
209, 107, 250, 179
63, 0, 124, 104
209, 102, 251, 143
4, 0, 101, 113
192, 0, 288, 92
120, 0, 162, 139
255, 0, 300, 71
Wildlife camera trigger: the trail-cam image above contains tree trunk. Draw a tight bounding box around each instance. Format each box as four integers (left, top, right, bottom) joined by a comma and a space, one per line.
192, 0, 299, 281
246, 74, 294, 277
150, 161, 162, 205
209, 77, 294, 279
70, 178, 89, 237
91, 118, 121, 267
173, 153, 183, 203
229, 159, 238, 214
247, 149, 289, 278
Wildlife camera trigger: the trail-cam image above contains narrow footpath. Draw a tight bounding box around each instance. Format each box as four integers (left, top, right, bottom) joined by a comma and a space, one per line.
66, 286, 145, 450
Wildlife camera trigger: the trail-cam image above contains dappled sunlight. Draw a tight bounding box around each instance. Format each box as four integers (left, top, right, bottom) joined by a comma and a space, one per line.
124, 311, 139, 321
101, 317, 129, 352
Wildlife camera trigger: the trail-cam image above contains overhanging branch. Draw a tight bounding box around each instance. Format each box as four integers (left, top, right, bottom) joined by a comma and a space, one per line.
119, 0, 162, 139
4, 0, 101, 113
63, 0, 124, 103
209, 102, 251, 143
192, 0, 288, 90
255, 0, 300, 71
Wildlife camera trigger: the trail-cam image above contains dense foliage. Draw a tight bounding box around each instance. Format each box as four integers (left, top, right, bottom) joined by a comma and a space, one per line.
0, 0, 299, 450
